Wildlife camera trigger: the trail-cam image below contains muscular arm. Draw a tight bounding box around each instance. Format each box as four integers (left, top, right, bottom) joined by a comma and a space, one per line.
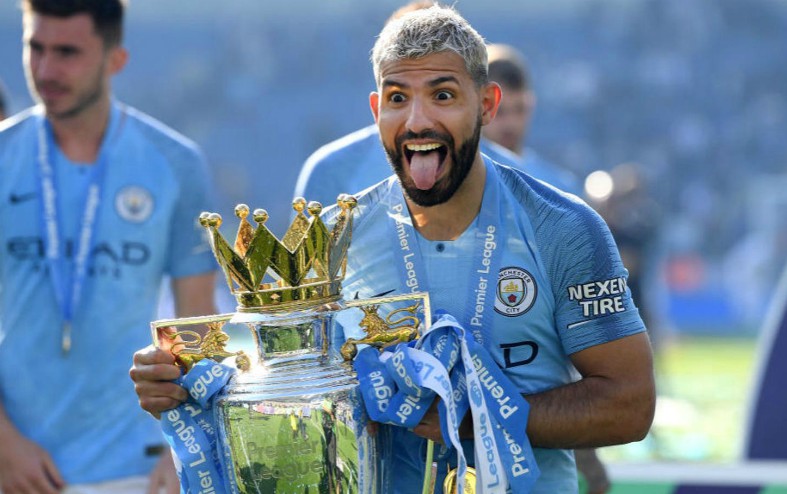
171, 271, 217, 317
412, 332, 655, 449
525, 331, 655, 449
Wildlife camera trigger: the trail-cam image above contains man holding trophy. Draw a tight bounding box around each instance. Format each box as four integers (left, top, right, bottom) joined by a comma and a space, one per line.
131, 5, 655, 493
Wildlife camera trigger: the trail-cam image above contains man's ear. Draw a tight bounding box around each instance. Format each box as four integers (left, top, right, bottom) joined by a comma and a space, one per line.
480, 82, 502, 126
369, 91, 380, 123
108, 45, 128, 75
526, 90, 537, 117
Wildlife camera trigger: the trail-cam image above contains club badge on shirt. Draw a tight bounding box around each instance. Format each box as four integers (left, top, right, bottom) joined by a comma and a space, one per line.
115, 186, 154, 223
494, 266, 537, 317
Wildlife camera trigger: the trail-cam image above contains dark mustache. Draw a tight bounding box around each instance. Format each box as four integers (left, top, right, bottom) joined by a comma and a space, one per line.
395, 130, 453, 149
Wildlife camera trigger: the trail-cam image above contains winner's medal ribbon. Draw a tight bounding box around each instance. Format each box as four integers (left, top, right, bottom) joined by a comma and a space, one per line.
431, 315, 540, 493
161, 359, 237, 494
355, 313, 540, 493
354, 331, 470, 493
35, 107, 123, 354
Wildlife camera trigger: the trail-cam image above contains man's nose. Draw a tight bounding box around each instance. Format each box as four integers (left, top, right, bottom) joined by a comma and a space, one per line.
34, 52, 57, 80
405, 98, 434, 134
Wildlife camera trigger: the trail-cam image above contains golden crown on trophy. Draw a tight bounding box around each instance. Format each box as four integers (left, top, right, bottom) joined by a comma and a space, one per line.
199, 194, 357, 312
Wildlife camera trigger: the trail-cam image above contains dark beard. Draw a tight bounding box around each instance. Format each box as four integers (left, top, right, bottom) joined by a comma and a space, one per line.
384, 115, 482, 207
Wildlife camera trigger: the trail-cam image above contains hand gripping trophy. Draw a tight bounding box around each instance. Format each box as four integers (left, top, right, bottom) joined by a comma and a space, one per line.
150, 196, 432, 493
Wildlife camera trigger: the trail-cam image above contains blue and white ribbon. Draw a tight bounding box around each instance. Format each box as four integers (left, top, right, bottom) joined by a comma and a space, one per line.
161, 359, 237, 494
355, 313, 540, 493
35, 106, 122, 352
386, 158, 504, 347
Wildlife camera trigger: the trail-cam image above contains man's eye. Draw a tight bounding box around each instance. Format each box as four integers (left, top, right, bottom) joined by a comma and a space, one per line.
435, 91, 454, 101
58, 47, 78, 57
390, 93, 406, 103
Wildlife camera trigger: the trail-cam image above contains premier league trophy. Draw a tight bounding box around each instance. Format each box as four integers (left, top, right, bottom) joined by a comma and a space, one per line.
150, 197, 430, 494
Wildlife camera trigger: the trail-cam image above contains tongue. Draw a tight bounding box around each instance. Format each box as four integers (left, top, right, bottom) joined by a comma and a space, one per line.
410, 151, 441, 190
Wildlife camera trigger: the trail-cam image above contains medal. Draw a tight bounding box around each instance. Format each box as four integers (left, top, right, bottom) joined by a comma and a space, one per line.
443, 467, 477, 493
62, 322, 72, 354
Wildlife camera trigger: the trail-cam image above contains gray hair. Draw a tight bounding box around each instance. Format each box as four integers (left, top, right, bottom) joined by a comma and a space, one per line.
372, 5, 488, 88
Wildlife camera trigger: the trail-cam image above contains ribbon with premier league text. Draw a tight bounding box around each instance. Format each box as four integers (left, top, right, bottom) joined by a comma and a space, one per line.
160, 359, 237, 494
354, 313, 540, 493
386, 158, 505, 349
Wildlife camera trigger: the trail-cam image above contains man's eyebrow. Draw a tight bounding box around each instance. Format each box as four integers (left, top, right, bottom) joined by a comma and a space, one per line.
429, 75, 459, 87
27, 37, 81, 53
382, 75, 460, 90
381, 79, 408, 90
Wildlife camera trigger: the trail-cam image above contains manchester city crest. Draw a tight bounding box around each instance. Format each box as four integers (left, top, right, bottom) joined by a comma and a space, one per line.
115, 185, 154, 223
494, 266, 537, 316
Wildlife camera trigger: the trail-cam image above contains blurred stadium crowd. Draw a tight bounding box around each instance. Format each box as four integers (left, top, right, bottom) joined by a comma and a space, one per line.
2, 0, 785, 335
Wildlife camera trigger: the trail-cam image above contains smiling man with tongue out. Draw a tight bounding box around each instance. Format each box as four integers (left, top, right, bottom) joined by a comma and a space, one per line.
326, 5, 655, 492
348, 5, 655, 493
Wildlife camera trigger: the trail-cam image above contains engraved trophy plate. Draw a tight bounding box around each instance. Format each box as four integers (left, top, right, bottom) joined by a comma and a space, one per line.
152, 197, 431, 493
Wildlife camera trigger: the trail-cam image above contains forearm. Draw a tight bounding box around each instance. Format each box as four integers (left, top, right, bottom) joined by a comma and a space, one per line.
172, 272, 217, 317
524, 333, 656, 449
524, 374, 653, 449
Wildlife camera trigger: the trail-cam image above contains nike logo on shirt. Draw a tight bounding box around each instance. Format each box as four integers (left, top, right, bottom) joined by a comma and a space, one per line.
9, 192, 37, 204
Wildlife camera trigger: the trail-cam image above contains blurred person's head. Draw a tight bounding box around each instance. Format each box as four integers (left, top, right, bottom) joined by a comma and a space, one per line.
370, 5, 500, 207
481, 43, 535, 156
385, 0, 438, 24
21, 0, 128, 120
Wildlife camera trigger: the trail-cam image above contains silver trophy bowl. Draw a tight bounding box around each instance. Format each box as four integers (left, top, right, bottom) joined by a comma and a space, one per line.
152, 199, 430, 492
152, 293, 429, 493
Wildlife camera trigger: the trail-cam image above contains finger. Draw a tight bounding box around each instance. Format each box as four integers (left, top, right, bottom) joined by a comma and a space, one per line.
40, 452, 65, 492
134, 346, 176, 366
138, 396, 185, 418
130, 360, 183, 384
146, 468, 161, 494
136, 382, 187, 407
135, 378, 188, 399
29, 472, 61, 494
165, 469, 181, 494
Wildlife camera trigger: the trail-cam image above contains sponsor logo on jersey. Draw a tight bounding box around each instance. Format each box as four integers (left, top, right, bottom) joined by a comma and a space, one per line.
7, 236, 151, 277
115, 186, 154, 223
566, 276, 628, 328
500, 340, 539, 368
494, 266, 537, 317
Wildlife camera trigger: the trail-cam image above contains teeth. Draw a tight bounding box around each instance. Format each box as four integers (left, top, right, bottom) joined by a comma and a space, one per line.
406, 143, 442, 152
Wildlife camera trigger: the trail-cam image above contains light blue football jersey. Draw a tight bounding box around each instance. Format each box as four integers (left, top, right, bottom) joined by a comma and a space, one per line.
331, 157, 645, 493
0, 102, 217, 483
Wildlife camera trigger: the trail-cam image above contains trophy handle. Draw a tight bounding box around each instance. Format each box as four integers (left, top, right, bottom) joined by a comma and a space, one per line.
150, 313, 250, 372
339, 291, 432, 361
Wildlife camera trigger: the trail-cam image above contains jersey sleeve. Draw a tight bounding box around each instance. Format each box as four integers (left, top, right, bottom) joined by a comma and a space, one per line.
165, 145, 218, 279
547, 200, 647, 355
